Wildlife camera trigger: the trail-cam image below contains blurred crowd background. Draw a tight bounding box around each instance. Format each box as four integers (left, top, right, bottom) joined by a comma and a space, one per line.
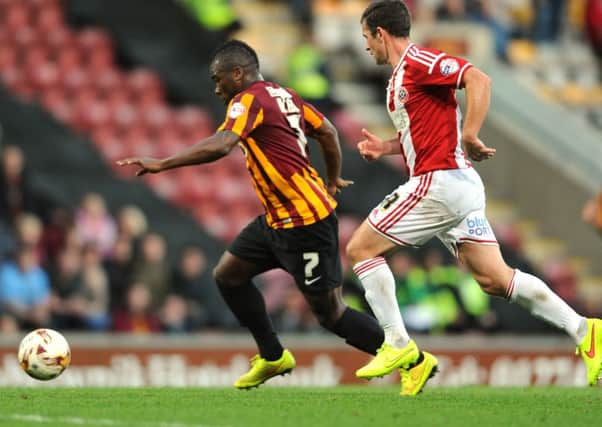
0, 0, 601, 337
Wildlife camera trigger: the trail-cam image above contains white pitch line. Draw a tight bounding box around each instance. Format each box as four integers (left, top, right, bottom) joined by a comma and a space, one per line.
0, 414, 222, 427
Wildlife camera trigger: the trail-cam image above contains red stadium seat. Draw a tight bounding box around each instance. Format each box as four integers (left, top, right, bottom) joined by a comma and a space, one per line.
56, 45, 82, 73
46, 28, 76, 53
147, 173, 178, 200
60, 67, 91, 96
175, 106, 214, 132
142, 104, 172, 129
42, 91, 74, 123
10, 80, 37, 100
30, 62, 60, 93
35, 5, 64, 33
80, 99, 111, 131
0, 45, 17, 68
157, 128, 185, 157
112, 102, 140, 130
30, 0, 62, 11
1, 66, 23, 90
4, 3, 32, 32
94, 69, 127, 98
69, 87, 103, 131
84, 45, 114, 73
23, 45, 49, 70
128, 68, 163, 96
78, 28, 112, 51
13, 26, 40, 48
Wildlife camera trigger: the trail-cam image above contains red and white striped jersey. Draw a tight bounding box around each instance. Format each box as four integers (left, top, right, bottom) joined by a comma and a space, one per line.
386, 43, 473, 177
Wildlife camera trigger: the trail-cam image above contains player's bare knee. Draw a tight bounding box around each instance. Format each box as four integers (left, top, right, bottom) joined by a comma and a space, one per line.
473, 273, 505, 297
345, 239, 364, 265
212, 265, 237, 289
309, 299, 344, 331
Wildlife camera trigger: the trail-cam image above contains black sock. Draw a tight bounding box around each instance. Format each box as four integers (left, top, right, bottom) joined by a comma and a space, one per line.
332, 307, 384, 355
218, 282, 284, 361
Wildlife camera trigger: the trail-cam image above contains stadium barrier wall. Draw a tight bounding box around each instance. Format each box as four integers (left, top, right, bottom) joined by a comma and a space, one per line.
0, 333, 587, 387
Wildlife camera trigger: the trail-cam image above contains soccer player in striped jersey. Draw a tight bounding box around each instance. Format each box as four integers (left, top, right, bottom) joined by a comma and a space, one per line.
346, 0, 601, 394
118, 40, 385, 389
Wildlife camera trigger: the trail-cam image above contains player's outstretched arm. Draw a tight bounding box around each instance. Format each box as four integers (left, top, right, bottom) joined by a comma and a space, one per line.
117, 130, 240, 176
357, 128, 401, 161
461, 67, 496, 162
311, 117, 353, 195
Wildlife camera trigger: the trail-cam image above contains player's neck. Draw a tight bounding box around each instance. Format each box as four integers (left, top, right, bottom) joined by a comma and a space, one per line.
241, 74, 264, 90
387, 37, 411, 68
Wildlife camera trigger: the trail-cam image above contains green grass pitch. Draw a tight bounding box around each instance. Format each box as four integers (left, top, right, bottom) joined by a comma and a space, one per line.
0, 387, 600, 427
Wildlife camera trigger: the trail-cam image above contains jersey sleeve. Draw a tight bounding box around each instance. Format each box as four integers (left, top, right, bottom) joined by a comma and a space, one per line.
217, 92, 264, 138
408, 49, 473, 89
302, 101, 324, 131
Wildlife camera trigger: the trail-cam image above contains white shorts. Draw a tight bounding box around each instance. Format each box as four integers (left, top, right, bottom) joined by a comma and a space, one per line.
367, 168, 498, 256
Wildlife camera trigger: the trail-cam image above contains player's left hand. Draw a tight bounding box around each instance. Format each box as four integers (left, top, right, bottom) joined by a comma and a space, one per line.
462, 137, 496, 162
327, 177, 354, 196
116, 157, 164, 176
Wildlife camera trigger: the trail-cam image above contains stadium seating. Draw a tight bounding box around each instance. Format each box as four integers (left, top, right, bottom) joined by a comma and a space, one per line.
0, 0, 267, 243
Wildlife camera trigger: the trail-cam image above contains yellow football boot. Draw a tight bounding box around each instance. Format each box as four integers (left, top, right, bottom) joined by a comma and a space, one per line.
400, 351, 438, 396
576, 318, 602, 386
234, 349, 296, 389
356, 340, 420, 379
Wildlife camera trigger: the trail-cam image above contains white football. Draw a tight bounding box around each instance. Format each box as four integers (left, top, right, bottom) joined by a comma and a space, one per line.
18, 329, 71, 381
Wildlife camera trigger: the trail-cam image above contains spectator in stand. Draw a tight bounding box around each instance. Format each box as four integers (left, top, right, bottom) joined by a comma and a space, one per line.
170, 244, 234, 329
78, 243, 111, 330
103, 236, 134, 311
49, 248, 84, 330
115, 205, 148, 253
582, 190, 602, 235
159, 294, 190, 332
435, 0, 510, 60
585, 0, 602, 79
41, 206, 73, 268
287, 30, 338, 115
0, 220, 15, 262
531, 0, 564, 43
0, 145, 40, 226
130, 233, 171, 310
112, 282, 161, 333
0, 244, 51, 331
14, 212, 45, 262
74, 192, 117, 258
272, 286, 319, 332
180, 0, 242, 38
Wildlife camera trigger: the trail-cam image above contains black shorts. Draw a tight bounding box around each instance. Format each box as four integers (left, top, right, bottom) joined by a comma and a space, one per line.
228, 212, 342, 294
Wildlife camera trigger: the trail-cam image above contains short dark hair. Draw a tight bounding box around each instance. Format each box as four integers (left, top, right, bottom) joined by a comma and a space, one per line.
361, 0, 411, 38
211, 39, 260, 71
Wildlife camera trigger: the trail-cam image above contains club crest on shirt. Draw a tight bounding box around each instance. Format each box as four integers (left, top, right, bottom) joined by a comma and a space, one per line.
398, 87, 409, 104
440, 58, 460, 77
229, 102, 246, 119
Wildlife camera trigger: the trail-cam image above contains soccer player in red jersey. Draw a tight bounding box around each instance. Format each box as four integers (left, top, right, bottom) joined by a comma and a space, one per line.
346, 0, 602, 394
118, 40, 385, 389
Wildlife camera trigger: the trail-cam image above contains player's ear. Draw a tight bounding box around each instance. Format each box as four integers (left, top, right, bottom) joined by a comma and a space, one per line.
232, 66, 244, 83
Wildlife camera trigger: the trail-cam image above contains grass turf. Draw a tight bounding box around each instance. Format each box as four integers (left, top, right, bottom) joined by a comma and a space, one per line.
0, 387, 600, 427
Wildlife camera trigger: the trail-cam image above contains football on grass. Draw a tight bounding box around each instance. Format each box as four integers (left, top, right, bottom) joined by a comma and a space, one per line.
18, 328, 71, 380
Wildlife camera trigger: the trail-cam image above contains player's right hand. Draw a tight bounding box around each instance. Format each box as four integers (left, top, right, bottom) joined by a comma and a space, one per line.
327, 177, 354, 196
358, 128, 385, 161
116, 157, 164, 176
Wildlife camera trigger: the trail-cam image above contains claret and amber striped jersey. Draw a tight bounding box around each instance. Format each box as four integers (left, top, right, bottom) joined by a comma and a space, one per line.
218, 81, 337, 229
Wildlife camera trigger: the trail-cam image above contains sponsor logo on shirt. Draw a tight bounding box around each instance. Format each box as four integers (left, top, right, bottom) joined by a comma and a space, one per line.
229, 102, 246, 119
440, 58, 460, 77
398, 87, 409, 104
